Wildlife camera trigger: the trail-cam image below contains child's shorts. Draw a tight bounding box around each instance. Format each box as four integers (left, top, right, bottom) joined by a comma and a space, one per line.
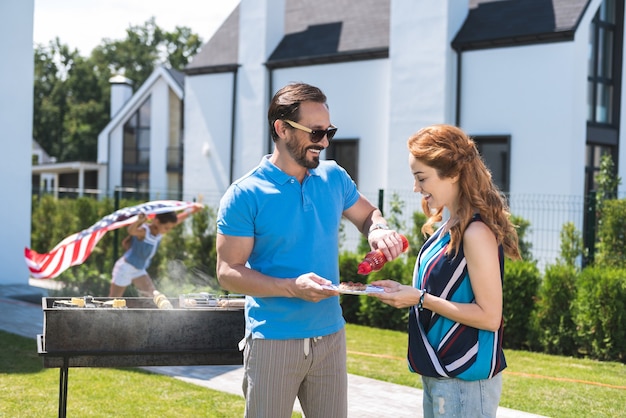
112, 258, 147, 286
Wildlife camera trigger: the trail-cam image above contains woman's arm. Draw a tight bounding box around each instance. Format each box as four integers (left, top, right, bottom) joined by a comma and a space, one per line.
373, 221, 503, 332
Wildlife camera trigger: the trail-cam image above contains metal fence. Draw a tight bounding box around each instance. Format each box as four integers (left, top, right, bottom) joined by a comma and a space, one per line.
346, 189, 592, 271
33, 187, 595, 271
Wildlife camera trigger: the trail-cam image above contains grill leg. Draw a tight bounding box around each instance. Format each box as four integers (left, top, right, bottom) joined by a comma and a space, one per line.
58, 358, 69, 418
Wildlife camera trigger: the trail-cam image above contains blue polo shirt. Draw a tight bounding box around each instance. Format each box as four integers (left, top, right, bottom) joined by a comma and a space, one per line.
217, 156, 360, 339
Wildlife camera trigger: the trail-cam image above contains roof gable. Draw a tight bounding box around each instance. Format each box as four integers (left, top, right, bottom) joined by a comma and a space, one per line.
267, 0, 389, 68
185, 5, 240, 74
186, 0, 390, 73
98, 66, 184, 143
187, 0, 594, 72
453, 0, 592, 51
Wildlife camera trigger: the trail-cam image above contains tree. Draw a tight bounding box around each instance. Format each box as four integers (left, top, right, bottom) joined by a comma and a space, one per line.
33, 18, 203, 162
90, 18, 203, 88
162, 26, 203, 70
33, 39, 71, 159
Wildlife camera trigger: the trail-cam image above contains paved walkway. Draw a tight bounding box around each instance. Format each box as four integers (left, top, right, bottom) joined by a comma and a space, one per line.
0, 283, 545, 418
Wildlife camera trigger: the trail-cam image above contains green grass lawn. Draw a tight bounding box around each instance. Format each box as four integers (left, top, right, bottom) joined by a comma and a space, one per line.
345, 324, 626, 418
1, 325, 625, 417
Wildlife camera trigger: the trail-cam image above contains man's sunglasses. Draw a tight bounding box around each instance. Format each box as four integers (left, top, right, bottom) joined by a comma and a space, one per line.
283, 119, 338, 143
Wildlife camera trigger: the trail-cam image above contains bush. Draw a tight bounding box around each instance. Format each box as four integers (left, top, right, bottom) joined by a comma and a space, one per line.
502, 259, 540, 350
30, 195, 113, 296
510, 214, 533, 261
407, 210, 428, 258
30, 196, 214, 297
574, 266, 626, 362
595, 199, 626, 268
559, 221, 585, 267
338, 252, 367, 324
152, 205, 220, 294
530, 263, 578, 355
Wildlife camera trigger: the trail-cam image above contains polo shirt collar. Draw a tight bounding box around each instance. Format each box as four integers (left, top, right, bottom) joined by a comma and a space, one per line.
260, 155, 321, 185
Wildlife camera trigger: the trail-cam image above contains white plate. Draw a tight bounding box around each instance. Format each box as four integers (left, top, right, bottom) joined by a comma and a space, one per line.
322, 284, 384, 295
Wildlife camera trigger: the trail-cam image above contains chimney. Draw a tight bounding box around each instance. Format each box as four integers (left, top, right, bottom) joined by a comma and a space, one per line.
108, 75, 133, 118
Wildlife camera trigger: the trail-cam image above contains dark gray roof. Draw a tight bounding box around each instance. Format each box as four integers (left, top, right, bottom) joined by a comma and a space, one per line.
267, 0, 390, 69
185, 5, 240, 74
165, 67, 185, 88
185, 0, 389, 74
186, 0, 593, 74
452, 0, 592, 51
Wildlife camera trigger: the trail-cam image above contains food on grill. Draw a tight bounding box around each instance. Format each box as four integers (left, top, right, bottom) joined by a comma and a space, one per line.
218, 298, 245, 308
153, 290, 173, 309
53, 297, 126, 308
111, 299, 126, 308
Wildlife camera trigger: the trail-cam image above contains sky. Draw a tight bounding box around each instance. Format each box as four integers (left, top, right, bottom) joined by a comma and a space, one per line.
33, 0, 240, 56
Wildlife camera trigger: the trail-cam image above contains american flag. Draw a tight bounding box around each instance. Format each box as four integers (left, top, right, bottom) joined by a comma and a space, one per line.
25, 200, 198, 280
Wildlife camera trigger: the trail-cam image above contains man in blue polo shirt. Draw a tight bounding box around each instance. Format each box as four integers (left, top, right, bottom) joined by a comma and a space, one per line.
216, 82, 405, 418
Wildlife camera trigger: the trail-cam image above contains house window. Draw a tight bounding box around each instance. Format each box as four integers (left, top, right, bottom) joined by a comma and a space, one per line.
587, 0, 622, 125
585, 145, 614, 193
473, 136, 510, 193
122, 97, 151, 195
326, 139, 359, 184
122, 172, 150, 201
585, 0, 623, 196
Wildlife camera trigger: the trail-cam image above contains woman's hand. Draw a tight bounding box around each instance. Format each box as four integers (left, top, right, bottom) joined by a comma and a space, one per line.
370, 279, 422, 309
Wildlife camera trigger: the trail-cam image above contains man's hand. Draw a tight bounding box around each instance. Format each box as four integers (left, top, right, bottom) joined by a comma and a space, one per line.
368, 229, 405, 261
290, 272, 339, 302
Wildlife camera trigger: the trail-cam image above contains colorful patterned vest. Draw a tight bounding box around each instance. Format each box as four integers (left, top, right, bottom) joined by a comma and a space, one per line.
408, 214, 507, 381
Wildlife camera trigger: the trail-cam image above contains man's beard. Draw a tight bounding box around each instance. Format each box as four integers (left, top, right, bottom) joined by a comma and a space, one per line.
285, 137, 322, 169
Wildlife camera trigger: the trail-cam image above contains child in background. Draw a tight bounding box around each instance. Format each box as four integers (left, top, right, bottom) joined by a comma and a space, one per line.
109, 204, 202, 297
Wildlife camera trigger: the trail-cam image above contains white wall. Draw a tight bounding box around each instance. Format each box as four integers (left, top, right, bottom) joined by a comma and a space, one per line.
0, 0, 34, 285
106, 126, 124, 194
150, 78, 170, 199
461, 41, 586, 197
387, 0, 468, 190
183, 72, 236, 206
234, 0, 285, 181
460, 22, 595, 268
99, 76, 180, 198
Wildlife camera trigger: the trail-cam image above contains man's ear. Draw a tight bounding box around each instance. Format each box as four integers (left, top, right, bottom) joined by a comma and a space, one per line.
274, 119, 288, 139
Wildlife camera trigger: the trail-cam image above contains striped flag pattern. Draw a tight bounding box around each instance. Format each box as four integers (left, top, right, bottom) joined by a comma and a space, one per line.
25, 200, 197, 279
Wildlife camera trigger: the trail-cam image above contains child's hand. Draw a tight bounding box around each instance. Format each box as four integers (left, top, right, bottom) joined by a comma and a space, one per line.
190, 203, 204, 214
137, 212, 147, 222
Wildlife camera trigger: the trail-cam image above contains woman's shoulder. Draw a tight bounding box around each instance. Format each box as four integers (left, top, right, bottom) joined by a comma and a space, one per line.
464, 217, 496, 246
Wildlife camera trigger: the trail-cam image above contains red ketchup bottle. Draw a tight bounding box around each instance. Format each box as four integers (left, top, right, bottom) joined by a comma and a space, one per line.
357, 234, 410, 275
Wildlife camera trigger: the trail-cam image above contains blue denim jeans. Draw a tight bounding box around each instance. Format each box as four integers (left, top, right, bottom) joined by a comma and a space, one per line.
421, 373, 503, 417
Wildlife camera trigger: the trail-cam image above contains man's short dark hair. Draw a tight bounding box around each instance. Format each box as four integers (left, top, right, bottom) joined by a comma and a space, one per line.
267, 83, 327, 142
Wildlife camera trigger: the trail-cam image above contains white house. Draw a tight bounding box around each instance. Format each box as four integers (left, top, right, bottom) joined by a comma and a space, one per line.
32, 140, 103, 198
98, 0, 625, 267
97, 67, 186, 201
0, 0, 34, 286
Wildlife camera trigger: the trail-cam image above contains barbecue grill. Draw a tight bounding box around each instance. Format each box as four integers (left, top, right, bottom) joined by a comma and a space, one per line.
38, 295, 245, 417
